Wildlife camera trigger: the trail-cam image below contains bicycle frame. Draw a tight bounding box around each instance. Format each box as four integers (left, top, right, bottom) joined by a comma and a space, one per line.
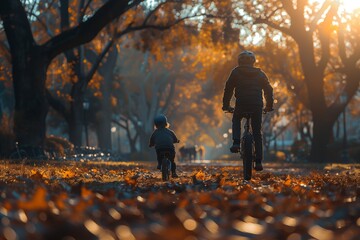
159, 151, 172, 181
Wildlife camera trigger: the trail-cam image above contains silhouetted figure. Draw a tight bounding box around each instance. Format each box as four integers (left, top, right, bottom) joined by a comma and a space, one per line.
222, 50, 274, 171
149, 114, 180, 178
198, 145, 205, 160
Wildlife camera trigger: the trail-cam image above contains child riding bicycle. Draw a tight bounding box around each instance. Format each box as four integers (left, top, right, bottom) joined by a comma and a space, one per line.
222, 50, 274, 171
149, 114, 180, 178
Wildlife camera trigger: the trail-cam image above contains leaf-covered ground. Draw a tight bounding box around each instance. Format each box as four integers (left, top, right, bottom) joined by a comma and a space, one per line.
0, 159, 359, 240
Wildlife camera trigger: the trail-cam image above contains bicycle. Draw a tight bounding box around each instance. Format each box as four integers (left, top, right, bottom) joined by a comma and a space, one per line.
225, 108, 257, 181
159, 151, 172, 181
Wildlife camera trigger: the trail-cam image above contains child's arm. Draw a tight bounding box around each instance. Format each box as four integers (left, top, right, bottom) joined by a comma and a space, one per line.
261, 71, 274, 110
222, 69, 237, 111
172, 131, 180, 143
149, 133, 155, 147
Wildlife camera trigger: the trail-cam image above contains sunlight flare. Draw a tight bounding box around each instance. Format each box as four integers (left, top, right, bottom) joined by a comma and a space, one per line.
341, 0, 360, 12
312, 0, 360, 13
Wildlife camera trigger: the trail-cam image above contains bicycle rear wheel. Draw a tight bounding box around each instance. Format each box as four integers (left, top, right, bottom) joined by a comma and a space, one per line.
161, 158, 170, 181
242, 134, 254, 180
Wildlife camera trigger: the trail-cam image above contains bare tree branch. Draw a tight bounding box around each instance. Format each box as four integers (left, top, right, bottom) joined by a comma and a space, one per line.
116, 13, 221, 39
265, 6, 282, 20
79, 0, 93, 23
309, 0, 332, 32
27, 11, 54, 37
143, 1, 168, 25
82, 39, 115, 90
254, 17, 294, 37
44, 0, 143, 60
112, 119, 126, 129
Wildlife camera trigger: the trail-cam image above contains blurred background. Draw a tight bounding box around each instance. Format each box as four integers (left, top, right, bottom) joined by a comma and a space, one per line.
0, 0, 359, 162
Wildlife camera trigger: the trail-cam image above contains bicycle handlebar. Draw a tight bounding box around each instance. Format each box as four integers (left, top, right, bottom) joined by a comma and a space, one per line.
223, 107, 235, 113
224, 107, 274, 114
263, 108, 274, 114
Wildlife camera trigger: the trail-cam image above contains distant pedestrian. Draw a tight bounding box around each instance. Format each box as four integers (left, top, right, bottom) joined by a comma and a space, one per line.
198, 145, 205, 160
222, 50, 274, 171
149, 114, 180, 178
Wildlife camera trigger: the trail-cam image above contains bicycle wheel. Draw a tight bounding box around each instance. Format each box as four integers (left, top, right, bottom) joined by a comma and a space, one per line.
242, 134, 254, 180
161, 158, 170, 181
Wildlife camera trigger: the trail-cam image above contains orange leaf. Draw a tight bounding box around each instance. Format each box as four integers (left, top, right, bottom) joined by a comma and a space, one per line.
18, 187, 48, 210
73, 199, 93, 215
60, 170, 75, 178
219, 177, 226, 186
178, 198, 189, 208
198, 193, 212, 204
54, 192, 68, 210
195, 171, 205, 180
81, 187, 93, 199
30, 171, 44, 181
292, 184, 302, 192
284, 175, 292, 187
125, 176, 136, 186
3, 201, 12, 210
238, 191, 249, 200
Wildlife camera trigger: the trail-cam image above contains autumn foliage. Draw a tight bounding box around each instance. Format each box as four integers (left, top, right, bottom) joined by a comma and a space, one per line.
0, 160, 359, 239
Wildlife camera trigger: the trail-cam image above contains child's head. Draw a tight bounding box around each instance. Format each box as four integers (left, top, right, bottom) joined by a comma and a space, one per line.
237, 50, 256, 66
154, 114, 169, 129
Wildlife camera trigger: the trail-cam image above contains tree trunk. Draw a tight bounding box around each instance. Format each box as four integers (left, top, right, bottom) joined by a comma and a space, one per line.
1, 1, 49, 157
310, 114, 334, 162
295, 30, 334, 162
13, 49, 49, 155
96, 46, 118, 151
96, 90, 112, 151
69, 86, 84, 147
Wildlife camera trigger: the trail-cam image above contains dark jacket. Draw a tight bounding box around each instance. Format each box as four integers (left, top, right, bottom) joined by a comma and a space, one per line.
223, 66, 273, 108
149, 127, 179, 150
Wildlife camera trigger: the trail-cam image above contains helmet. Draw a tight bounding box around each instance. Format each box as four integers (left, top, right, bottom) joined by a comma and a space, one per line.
154, 114, 168, 128
238, 50, 256, 66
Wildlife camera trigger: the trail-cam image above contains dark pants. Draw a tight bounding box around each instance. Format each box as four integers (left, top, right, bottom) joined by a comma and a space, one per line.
232, 105, 263, 160
156, 148, 176, 172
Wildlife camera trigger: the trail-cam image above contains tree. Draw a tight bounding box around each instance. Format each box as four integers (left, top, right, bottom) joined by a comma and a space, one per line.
114, 49, 180, 153
0, 0, 146, 157
111, 22, 238, 155
45, 0, 119, 148
0, 0, 220, 157
246, 0, 360, 161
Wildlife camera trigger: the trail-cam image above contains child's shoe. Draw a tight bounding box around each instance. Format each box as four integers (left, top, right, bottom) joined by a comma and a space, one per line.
172, 172, 179, 178
230, 140, 240, 153
230, 144, 240, 153
254, 160, 263, 171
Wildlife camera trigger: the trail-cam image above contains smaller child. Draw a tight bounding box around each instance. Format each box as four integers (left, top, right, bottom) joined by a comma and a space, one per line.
149, 114, 180, 178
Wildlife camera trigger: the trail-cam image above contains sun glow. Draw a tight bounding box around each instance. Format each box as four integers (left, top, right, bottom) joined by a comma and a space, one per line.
341, 0, 360, 12
313, 0, 360, 13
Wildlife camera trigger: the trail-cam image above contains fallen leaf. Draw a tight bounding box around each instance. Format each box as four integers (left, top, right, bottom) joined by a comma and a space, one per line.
18, 187, 48, 210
